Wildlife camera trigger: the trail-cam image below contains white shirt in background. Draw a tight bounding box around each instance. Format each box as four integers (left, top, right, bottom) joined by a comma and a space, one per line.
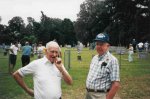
9, 45, 18, 55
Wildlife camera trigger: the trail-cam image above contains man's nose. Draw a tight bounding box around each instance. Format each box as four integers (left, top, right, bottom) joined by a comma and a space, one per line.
53, 52, 58, 57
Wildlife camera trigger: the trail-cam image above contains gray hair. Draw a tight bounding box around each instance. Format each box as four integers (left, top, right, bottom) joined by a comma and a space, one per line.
25, 41, 29, 45
46, 41, 60, 50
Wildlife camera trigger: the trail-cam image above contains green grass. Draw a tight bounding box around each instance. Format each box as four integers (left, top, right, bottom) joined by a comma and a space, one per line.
0, 48, 150, 99
118, 53, 150, 99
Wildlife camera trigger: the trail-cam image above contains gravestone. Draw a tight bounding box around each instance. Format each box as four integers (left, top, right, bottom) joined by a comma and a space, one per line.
116, 47, 126, 55
139, 52, 148, 59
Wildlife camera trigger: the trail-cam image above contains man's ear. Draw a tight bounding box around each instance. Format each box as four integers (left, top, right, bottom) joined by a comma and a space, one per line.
44, 48, 47, 54
107, 43, 110, 47
45, 48, 47, 53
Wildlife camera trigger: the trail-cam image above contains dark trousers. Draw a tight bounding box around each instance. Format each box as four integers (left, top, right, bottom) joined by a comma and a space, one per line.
21, 55, 30, 67
9, 54, 17, 65
9, 54, 17, 73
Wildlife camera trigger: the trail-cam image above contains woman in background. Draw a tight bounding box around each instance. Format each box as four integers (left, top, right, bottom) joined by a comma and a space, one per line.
128, 44, 134, 62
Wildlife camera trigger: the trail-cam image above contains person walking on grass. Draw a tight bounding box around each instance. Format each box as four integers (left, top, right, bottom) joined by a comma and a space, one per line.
8, 41, 18, 74
128, 44, 134, 62
85, 33, 120, 99
132, 39, 137, 53
37, 42, 46, 59
21, 41, 32, 67
13, 41, 73, 99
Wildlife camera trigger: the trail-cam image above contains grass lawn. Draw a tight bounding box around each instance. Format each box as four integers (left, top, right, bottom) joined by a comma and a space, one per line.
0, 48, 150, 99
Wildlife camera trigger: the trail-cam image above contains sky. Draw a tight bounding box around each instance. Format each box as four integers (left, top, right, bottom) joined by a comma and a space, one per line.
0, 0, 85, 25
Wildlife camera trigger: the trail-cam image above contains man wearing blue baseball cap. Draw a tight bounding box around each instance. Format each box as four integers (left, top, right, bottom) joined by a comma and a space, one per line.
85, 33, 120, 99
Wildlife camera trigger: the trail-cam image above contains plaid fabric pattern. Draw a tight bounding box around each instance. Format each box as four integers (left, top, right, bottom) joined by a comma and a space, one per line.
86, 51, 120, 90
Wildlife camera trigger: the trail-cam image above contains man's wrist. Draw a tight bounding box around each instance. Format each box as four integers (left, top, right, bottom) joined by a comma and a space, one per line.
60, 69, 65, 74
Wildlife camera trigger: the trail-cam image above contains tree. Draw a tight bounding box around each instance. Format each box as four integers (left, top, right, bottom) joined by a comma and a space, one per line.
76, 0, 150, 46
8, 16, 25, 42
39, 11, 63, 44
61, 18, 76, 46
19, 17, 37, 44
75, 0, 108, 44
0, 24, 11, 44
0, 16, 1, 23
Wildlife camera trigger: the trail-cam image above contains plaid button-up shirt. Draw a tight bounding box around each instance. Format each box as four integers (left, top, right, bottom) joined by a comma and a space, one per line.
86, 51, 120, 90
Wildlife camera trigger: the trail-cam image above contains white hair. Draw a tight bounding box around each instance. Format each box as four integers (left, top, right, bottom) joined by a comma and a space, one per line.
46, 41, 60, 49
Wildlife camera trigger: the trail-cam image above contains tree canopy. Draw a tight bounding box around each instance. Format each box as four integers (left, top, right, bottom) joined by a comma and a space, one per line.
0, 12, 76, 46
0, 0, 150, 46
75, 0, 150, 46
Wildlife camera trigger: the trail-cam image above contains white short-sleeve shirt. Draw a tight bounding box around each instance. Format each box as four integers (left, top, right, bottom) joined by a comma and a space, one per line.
18, 56, 62, 99
9, 45, 18, 55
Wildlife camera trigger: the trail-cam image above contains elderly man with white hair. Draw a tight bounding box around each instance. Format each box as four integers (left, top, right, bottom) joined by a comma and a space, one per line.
13, 41, 73, 99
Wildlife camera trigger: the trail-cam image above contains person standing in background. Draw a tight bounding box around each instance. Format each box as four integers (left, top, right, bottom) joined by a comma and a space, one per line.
132, 39, 137, 53
37, 42, 46, 59
21, 41, 32, 67
77, 41, 83, 54
8, 41, 18, 74
137, 42, 144, 52
128, 44, 134, 62
18, 42, 22, 51
144, 41, 149, 52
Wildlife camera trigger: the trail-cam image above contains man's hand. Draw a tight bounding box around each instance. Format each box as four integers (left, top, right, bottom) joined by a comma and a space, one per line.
54, 57, 63, 72
13, 71, 34, 97
26, 88, 34, 97
56, 57, 62, 64
54, 57, 73, 85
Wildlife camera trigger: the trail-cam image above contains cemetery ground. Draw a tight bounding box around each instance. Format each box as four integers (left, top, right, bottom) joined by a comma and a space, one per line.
0, 47, 150, 99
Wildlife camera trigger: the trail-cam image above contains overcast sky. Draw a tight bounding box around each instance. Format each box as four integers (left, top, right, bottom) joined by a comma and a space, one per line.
0, 0, 85, 25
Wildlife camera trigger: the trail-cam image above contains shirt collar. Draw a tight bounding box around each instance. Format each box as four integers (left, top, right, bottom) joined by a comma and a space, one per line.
42, 56, 53, 64
98, 51, 109, 61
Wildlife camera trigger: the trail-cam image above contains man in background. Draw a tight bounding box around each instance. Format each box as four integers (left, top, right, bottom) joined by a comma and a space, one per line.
37, 42, 45, 59
132, 39, 137, 53
8, 41, 18, 74
21, 41, 32, 67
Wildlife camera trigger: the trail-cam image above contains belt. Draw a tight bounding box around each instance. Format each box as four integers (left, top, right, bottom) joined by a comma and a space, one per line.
86, 88, 110, 93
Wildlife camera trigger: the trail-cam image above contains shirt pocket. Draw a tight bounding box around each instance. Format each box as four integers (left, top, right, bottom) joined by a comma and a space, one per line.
97, 66, 110, 78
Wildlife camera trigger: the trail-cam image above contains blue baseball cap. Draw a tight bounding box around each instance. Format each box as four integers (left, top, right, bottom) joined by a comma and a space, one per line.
94, 33, 110, 43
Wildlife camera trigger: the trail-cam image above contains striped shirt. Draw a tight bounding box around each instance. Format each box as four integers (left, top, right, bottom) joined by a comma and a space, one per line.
86, 51, 120, 90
